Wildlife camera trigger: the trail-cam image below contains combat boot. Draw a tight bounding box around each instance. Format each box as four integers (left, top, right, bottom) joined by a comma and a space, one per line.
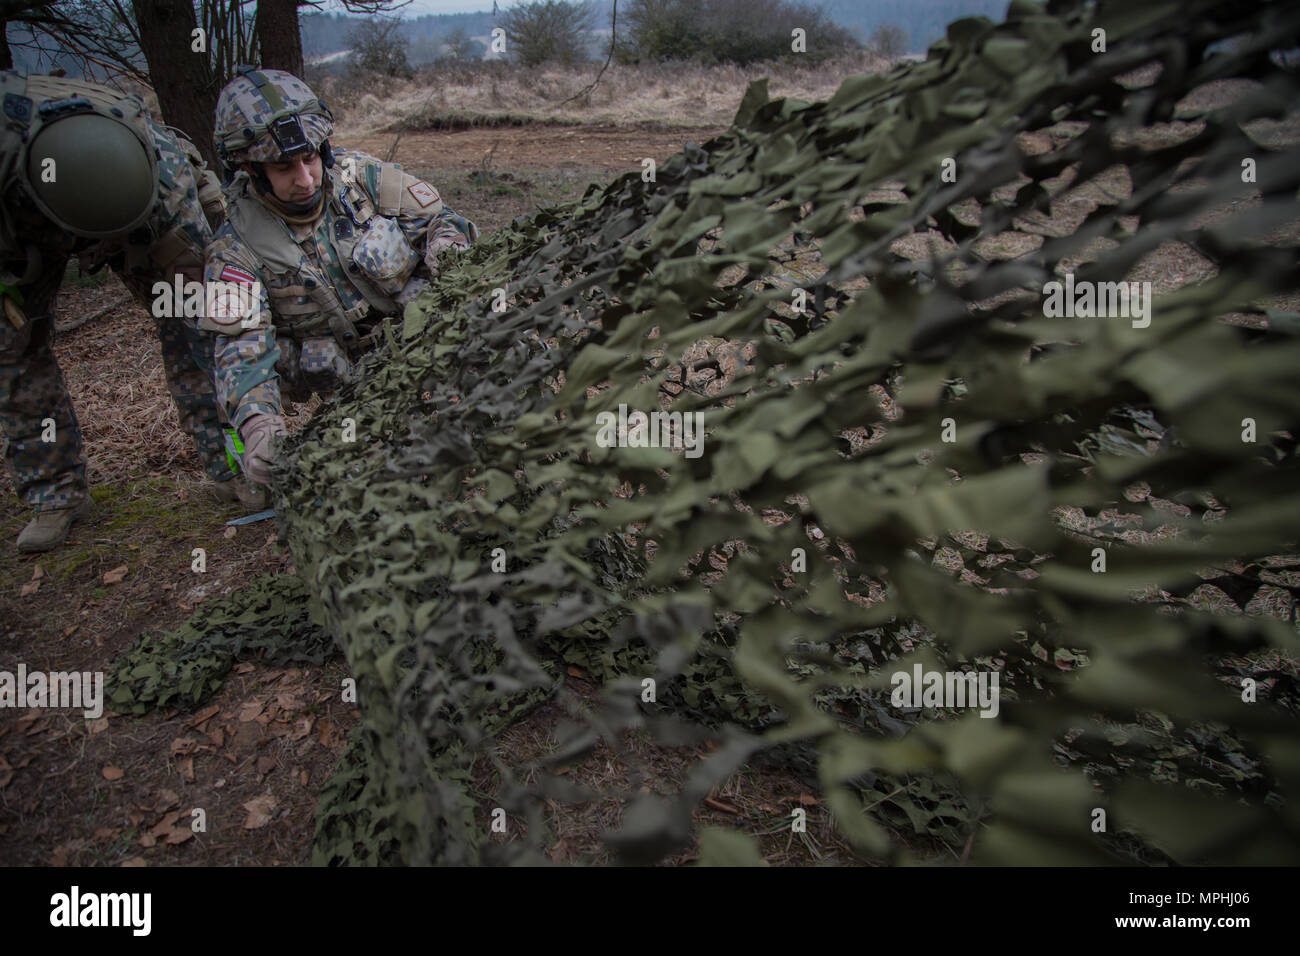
16, 500, 92, 553
209, 475, 268, 510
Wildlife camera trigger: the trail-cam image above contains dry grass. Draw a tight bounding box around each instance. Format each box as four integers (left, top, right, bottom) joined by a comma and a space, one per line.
0, 275, 317, 502
322, 52, 888, 137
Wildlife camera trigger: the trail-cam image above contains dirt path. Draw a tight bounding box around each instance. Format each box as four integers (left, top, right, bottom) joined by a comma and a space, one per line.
346, 123, 729, 172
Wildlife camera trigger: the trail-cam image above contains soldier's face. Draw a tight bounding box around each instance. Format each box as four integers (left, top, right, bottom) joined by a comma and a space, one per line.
258, 150, 322, 203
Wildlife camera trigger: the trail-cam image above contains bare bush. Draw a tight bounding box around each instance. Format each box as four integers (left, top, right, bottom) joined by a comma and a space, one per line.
346, 16, 414, 78
500, 0, 595, 68
868, 23, 908, 61
617, 0, 858, 65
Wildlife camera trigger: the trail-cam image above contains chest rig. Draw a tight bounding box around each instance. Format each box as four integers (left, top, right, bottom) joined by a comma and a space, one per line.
226, 153, 407, 353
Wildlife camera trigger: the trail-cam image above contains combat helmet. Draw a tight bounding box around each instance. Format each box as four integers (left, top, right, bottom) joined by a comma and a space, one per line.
1, 71, 159, 240
214, 66, 334, 173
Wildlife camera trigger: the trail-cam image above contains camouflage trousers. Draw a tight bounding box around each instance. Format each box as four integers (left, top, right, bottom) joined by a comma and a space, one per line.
0, 256, 232, 513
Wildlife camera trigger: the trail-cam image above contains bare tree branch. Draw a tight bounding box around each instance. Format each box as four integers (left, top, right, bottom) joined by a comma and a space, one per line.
557, 0, 617, 107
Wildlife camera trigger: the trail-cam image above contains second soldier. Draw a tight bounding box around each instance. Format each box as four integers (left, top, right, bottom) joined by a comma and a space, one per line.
201, 67, 478, 487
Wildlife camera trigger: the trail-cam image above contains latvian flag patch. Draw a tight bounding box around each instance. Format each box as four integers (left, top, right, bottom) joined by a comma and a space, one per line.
219, 265, 257, 286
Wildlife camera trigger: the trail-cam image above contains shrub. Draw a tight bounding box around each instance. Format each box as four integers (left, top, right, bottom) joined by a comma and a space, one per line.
617, 0, 858, 65
499, 0, 595, 68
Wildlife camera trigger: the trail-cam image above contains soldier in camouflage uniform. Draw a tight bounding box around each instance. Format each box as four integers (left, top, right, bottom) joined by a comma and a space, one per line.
200, 67, 478, 486
0, 71, 265, 553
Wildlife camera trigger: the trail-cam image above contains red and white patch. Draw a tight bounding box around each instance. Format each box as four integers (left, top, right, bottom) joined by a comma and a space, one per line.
407, 181, 440, 208
219, 265, 257, 286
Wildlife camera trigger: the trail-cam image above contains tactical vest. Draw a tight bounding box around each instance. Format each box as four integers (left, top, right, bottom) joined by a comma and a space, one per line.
0, 70, 223, 286
224, 152, 417, 352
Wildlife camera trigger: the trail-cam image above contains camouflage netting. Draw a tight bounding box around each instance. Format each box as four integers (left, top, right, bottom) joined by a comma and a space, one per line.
112, 0, 1300, 865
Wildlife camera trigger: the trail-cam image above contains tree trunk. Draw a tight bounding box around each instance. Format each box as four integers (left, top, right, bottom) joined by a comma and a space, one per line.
257, 0, 304, 77
131, 0, 219, 169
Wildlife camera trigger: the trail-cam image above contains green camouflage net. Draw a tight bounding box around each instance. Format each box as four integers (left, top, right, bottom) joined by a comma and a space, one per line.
111, 0, 1300, 865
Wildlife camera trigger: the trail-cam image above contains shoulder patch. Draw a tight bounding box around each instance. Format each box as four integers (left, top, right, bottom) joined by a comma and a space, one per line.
407, 181, 440, 208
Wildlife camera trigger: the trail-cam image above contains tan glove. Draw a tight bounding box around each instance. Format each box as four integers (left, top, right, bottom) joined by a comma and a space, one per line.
239, 414, 287, 487
423, 230, 473, 278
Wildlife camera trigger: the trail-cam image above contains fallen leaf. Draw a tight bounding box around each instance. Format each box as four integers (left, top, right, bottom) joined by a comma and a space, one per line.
87, 717, 109, 735
150, 811, 183, 837
154, 789, 180, 811
223, 526, 236, 539
187, 704, 220, 729
704, 796, 741, 815
237, 700, 264, 723
170, 737, 197, 756
207, 727, 224, 748
566, 665, 585, 678
20, 579, 39, 597
779, 793, 820, 806
164, 828, 193, 845
235, 663, 256, 674
549, 839, 573, 864
101, 766, 124, 781
32, 564, 44, 580
299, 770, 309, 787
103, 565, 128, 585
61, 624, 78, 638
256, 755, 277, 775
138, 833, 157, 848
242, 794, 277, 829
120, 858, 147, 867
290, 716, 313, 741
179, 757, 194, 782
93, 827, 119, 840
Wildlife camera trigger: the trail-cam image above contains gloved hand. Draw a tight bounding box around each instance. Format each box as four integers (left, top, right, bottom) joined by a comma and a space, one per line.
423, 216, 478, 278
239, 414, 287, 487
423, 234, 467, 278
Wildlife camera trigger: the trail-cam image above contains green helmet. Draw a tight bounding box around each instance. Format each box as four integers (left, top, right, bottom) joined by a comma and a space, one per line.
214, 66, 334, 171
23, 111, 157, 239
